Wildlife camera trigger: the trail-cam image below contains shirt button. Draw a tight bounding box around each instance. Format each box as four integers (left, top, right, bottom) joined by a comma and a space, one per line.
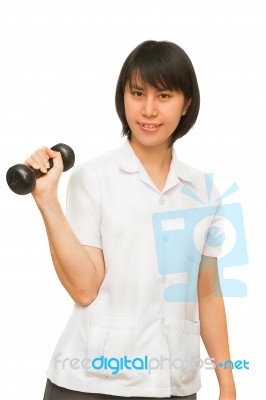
161, 317, 166, 324
163, 236, 168, 242
161, 276, 167, 283
159, 197, 166, 205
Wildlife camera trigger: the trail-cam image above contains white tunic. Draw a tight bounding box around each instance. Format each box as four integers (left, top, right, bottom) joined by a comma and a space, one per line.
46, 138, 223, 397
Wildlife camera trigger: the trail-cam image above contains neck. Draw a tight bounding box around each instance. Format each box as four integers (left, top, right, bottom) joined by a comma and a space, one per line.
129, 137, 172, 171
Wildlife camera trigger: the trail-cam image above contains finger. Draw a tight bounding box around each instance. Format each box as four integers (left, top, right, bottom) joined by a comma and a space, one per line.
24, 147, 50, 173
46, 148, 64, 172
24, 155, 46, 171
24, 156, 37, 170
30, 150, 50, 173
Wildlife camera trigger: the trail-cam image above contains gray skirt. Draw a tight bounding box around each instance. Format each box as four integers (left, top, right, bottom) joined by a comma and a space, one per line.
43, 379, 197, 400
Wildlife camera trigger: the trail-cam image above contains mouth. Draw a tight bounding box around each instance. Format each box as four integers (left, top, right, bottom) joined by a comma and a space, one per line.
138, 122, 162, 129
138, 122, 162, 133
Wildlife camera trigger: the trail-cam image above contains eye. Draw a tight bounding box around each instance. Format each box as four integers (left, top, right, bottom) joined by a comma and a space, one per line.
159, 93, 171, 99
132, 91, 144, 97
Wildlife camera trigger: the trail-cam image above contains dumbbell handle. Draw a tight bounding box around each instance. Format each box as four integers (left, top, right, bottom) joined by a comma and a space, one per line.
6, 143, 75, 195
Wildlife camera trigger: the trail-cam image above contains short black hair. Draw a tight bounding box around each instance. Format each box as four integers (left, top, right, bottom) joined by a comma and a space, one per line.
115, 40, 200, 147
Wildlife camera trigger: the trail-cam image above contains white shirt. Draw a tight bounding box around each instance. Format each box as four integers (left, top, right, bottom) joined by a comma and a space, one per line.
46, 138, 223, 397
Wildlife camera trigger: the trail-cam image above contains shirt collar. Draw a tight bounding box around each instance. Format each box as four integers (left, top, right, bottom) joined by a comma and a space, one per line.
117, 139, 192, 184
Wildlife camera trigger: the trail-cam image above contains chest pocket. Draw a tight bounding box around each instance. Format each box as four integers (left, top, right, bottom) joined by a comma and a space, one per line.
85, 313, 138, 380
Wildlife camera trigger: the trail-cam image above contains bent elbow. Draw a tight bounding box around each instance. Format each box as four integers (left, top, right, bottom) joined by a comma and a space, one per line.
74, 291, 98, 306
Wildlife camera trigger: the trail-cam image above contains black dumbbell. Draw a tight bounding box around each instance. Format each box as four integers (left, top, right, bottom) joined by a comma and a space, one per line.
6, 143, 75, 195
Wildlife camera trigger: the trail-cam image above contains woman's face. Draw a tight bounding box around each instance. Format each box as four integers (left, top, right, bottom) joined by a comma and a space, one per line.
124, 77, 191, 149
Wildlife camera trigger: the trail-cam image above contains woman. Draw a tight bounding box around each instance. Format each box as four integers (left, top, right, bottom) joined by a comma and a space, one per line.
25, 40, 236, 400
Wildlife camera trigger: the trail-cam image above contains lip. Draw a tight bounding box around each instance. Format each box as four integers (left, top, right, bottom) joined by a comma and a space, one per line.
138, 122, 162, 133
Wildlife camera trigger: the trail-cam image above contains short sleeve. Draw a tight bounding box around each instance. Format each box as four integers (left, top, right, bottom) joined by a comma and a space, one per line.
202, 183, 225, 258
65, 163, 102, 249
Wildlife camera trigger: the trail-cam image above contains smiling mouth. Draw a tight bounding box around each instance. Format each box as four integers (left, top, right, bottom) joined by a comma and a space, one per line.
138, 123, 161, 128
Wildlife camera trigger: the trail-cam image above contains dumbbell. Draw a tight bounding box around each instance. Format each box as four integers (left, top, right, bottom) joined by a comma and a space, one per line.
6, 143, 75, 195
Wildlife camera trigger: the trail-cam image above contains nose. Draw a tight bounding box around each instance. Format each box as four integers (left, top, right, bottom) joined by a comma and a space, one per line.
141, 97, 158, 118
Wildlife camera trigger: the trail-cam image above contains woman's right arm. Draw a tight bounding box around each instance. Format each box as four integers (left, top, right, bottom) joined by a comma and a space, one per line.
25, 146, 105, 306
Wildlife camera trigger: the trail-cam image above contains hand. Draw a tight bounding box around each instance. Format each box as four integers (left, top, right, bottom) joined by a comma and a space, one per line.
24, 146, 64, 202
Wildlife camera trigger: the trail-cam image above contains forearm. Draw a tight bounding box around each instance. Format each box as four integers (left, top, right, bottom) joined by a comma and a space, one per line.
199, 294, 236, 395
37, 194, 98, 305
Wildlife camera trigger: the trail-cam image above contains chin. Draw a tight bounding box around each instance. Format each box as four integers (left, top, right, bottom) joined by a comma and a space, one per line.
133, 134, 169, 148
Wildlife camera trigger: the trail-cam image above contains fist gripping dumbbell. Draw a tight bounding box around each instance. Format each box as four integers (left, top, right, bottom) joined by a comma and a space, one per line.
6, 143, 75, 195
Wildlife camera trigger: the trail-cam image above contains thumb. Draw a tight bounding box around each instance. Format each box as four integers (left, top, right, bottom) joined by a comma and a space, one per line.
46, 148, 64, 172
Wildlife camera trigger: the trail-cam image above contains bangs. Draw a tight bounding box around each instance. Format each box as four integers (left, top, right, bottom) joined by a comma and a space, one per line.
124, 44, 191, 95
128, 68, 180, 92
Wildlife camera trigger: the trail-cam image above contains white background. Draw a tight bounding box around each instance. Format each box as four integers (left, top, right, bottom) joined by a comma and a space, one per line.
0, 0, 265, 398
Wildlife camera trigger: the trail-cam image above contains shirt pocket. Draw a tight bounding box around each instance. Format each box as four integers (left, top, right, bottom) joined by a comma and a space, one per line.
85, 313, 138, 380
183, 319, 200, 336
180, 319, 201, 385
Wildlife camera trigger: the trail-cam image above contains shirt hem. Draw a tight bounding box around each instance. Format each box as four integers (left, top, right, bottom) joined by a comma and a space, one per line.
46, 369, 201, 398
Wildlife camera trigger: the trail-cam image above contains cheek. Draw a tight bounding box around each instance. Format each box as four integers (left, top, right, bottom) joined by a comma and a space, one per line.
163, 105, 183, 126
124, 95, 131, 114
170, 103, 185, 123
124, 105, 132, 125
124, 99, 138, 122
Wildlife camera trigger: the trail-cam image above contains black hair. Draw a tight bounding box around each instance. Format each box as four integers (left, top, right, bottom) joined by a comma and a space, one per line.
115, 40, 200, 147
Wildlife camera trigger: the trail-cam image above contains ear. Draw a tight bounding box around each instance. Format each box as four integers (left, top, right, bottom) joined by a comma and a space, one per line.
181, 98, 192, 116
